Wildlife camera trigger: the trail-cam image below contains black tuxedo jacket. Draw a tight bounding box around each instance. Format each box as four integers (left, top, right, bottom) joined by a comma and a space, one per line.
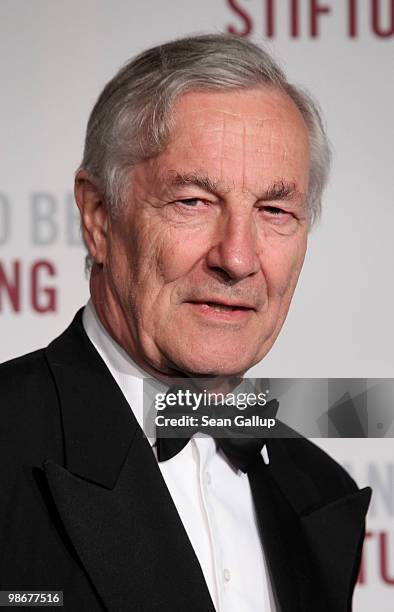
0, 310, 371, 611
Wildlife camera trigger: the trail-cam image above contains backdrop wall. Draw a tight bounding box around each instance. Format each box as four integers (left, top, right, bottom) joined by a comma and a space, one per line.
1, 1, 393, 609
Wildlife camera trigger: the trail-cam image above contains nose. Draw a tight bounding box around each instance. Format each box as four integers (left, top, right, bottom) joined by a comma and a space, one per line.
206, 210, 260, 281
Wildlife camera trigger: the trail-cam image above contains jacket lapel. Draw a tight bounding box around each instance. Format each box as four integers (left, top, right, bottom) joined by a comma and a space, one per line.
43, 311, 215, 612
255, 438, 371, 612
300, 487, 371, 611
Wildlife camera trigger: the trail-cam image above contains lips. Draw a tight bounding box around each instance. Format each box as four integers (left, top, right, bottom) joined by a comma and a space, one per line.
185, 300, 255, 323
187, 300, 256, 311
206, 302, 243, 312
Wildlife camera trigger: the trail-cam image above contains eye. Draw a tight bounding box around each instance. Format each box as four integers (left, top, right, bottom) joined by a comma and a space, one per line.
177, 198, 205, 207
261, 205, 286, 216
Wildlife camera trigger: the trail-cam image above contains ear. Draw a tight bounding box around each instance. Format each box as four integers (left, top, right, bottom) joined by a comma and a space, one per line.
74, 170, 108, 265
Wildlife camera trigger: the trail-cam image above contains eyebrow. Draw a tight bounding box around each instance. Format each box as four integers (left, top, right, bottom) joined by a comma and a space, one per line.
260, 180, 300, 202
168, 172, 222, 195
167, 172, 302, 202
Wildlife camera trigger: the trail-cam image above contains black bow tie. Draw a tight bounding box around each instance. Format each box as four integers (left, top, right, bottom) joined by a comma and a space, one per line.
156, 395, 279, 473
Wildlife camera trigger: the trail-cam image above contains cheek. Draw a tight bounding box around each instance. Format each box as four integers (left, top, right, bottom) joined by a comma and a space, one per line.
143, 219, 210, 286
113, 220, 207, 313
262, 238, 307, 300
106, 239, 138, 308
157, 234, 204, 281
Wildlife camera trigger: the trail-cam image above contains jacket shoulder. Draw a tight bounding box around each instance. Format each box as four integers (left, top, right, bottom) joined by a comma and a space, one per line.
1, 347, 47, 380
0, 348, 55, 408
0, 349, 63, 460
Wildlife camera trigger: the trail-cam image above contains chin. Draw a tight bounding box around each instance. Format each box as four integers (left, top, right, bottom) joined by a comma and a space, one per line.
158, 327, 274, 378
171, 351, 258, 378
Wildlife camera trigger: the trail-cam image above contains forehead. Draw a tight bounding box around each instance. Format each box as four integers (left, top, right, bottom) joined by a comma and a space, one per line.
154, 88, 310, 191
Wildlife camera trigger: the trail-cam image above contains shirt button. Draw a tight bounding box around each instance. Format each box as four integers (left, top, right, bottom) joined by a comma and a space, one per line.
205, 471, 212, 486
223, 568, 231, 582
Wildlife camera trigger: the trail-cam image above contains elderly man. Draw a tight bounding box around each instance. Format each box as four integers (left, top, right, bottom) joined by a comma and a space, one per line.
0, 34, 370, 612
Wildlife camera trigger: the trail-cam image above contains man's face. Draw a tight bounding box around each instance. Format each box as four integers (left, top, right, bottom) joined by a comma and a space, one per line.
103, 88, 310, 376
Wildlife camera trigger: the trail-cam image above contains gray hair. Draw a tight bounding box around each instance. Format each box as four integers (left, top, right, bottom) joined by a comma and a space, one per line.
79, 33, 331, 260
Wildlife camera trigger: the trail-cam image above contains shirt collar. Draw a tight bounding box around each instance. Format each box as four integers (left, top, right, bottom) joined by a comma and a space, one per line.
82, 299, 158, 446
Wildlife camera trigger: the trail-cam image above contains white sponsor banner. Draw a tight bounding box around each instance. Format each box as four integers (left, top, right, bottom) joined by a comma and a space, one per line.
0, 2, 393, 609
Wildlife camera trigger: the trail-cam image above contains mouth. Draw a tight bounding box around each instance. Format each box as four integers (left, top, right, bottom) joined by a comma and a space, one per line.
201, 301, 253, 311
185, 300, 256, 321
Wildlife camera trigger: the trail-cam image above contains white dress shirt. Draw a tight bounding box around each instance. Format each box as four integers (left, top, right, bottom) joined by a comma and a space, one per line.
83, 300, 275, 612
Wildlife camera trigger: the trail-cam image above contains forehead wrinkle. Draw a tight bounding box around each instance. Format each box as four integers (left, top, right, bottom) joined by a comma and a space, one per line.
180, 104, 277, 126
219, 113, 261, 192
219, 112, 227, 188
242, 113, 247, 192
176, 105, 271, 142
